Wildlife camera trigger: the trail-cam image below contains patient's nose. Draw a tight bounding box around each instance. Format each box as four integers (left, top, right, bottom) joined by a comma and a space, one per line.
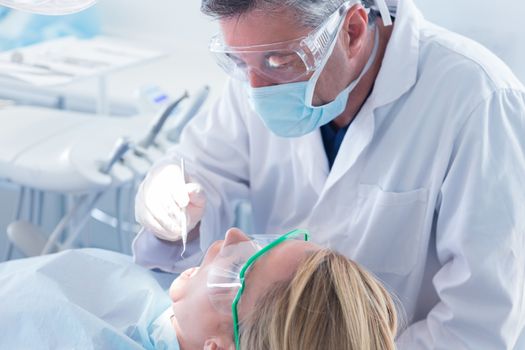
223, 228, 250, 247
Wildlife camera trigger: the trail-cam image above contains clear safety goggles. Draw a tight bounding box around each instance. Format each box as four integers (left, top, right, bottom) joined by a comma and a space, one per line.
0, 0, 97, 15
209, 0, 359, 84
206, 229, 310, 349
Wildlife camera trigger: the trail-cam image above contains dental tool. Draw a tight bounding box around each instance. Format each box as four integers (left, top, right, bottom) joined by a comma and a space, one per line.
9, 51, 75, 77
180, 157, 189, 255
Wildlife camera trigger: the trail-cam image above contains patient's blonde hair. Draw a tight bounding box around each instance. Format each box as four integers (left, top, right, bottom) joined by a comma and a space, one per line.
240, 249, 397, 350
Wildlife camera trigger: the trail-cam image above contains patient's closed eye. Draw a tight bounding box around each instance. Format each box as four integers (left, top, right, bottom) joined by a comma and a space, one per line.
229, 258, 245, 271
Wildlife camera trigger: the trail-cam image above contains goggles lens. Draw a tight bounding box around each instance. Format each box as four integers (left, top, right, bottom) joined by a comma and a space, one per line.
210, 43, 310, 84
206, 231, 309, 315
209, 0, 357, 84
206, 229, 310, 349
207, 239, 263, 315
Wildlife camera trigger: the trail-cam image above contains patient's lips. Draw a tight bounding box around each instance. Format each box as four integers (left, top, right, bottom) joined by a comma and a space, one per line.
181, 267, 200, 279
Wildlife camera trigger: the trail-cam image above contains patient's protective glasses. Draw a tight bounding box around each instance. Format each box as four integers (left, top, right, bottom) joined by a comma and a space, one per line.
209, 0, 359, 84
206, 229, 309, 350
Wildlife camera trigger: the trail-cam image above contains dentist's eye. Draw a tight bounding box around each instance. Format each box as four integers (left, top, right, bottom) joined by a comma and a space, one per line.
226, 53, 247, 68
266, 53, 299, 69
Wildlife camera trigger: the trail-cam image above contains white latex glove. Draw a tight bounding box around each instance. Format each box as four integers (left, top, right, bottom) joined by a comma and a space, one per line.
135, 161, 206, 242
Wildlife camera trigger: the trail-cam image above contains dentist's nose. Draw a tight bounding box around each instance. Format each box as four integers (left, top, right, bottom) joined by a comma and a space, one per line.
247, 70, 275, 88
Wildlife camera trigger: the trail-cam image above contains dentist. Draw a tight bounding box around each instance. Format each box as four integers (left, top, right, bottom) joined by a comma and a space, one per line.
134, 0, 525, 348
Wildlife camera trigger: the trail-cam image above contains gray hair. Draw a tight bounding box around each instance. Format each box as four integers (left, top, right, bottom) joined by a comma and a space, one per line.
201, 0, 381, 28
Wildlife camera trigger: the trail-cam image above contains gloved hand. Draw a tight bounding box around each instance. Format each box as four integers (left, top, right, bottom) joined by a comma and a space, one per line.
135, 161, 206, 242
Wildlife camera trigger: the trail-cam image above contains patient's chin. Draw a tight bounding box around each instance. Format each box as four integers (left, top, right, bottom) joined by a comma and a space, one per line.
169, 276, 186, 302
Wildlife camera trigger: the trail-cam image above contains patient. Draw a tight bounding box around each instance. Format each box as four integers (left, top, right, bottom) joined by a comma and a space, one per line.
0, 228, 397, 350
170, 227, 397, 350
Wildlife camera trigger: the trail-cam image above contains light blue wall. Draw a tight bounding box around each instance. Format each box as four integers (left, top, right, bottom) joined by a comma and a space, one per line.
97, 0, 218, 51
414, 0, 525, 82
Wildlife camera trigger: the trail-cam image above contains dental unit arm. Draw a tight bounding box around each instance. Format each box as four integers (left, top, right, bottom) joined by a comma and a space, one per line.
167, 85, 210, 143
138, 92, 189, 150
100, 137, 133, 175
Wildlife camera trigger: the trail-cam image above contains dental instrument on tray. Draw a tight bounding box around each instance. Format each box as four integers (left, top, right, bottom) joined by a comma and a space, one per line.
9, 51, 76, 76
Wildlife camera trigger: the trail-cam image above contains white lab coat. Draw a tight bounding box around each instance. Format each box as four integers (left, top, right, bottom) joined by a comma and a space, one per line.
133, 0, 525, 347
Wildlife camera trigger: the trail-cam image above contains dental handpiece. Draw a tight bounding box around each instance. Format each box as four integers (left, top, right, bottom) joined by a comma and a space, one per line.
167, 85, 210, 143
138, 91, 189, 149
100, 137, 133, 174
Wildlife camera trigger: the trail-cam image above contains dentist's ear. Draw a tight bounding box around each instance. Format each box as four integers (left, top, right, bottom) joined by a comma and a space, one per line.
203, 337, 235, 350
342, 4, 370, 57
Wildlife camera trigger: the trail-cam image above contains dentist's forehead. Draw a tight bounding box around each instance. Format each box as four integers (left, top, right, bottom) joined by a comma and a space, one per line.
219, 7, 312, 48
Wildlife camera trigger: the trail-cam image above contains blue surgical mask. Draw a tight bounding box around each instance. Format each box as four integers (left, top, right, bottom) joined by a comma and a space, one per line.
247, 27, 379, 138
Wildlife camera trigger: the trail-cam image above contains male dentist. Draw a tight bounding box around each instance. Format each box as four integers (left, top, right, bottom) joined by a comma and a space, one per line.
134, 0, 525, 348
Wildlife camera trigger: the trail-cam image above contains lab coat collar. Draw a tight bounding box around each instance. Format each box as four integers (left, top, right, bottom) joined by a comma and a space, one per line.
317, 0, 424, 195
372, 0, 422, 108
290, 128, 330, 196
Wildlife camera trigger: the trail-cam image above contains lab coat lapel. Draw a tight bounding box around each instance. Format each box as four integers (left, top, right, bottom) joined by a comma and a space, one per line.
373, 0, 421, 108
290, 129, 329, 196
322, 103, 376, 193
320, 0, 421, 195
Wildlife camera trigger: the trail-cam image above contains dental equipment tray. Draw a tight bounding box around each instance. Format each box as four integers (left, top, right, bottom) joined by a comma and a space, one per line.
0, 36, 165, 87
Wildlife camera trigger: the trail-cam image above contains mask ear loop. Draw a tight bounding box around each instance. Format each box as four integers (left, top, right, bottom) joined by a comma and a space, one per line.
374, 0, 393, 26
305, 22, 380, 109
304, 9, 350, 107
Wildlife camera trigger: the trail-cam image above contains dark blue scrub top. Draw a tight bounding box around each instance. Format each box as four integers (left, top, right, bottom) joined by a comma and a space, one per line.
320, 122, 350, 170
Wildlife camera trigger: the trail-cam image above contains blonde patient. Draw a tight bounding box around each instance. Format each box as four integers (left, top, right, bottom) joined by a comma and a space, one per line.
169, 228, 398, 350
